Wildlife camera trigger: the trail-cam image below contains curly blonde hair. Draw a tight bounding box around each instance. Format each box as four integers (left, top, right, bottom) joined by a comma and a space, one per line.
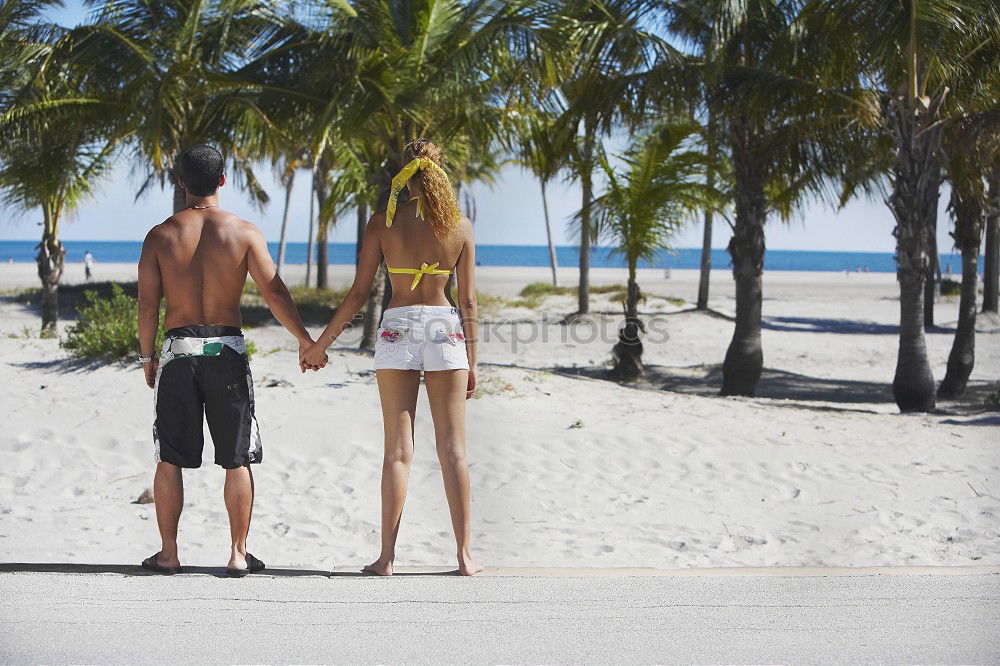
404, 139, 461, 241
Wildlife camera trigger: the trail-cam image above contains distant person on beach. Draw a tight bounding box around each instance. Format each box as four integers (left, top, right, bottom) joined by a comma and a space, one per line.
136, 144, 325, 576
302, 139, 484, 576
83, 250, 94, 281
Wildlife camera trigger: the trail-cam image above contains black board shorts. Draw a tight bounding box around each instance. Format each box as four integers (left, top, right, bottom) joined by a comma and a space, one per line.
153, 325, 262, 469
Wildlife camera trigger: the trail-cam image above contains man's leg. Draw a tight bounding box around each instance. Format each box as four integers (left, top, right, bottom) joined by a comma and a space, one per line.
224, 464, 254, 570
153, 462, 183, 568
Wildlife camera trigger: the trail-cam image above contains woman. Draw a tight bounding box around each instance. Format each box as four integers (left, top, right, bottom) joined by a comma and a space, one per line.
303, 139, 483, 576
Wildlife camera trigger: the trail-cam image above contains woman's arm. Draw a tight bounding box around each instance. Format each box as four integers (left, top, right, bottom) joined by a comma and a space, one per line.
455, 219, 478, 398
304, 213, 384, 363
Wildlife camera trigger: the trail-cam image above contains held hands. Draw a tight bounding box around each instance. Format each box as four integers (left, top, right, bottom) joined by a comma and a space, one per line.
299, 339, 329, 373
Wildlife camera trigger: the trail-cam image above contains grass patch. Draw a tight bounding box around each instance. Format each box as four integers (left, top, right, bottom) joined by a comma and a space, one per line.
62, 283, 165, 360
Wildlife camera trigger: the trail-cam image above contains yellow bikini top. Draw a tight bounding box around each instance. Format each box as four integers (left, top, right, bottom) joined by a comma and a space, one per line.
384, 157, 455, 290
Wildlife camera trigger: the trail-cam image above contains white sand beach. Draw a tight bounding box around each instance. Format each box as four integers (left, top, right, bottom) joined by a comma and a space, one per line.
1, 263, 998, 570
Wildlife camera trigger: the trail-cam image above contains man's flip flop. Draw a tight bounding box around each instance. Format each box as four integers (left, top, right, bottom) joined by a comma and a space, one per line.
226, 553, 265, 578
141, 553, 182, 575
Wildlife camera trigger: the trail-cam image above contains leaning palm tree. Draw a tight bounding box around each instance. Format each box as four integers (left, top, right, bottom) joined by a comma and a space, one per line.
513, 112, 576, 287
0, 128, 115, 333
69, 0, 301, 214
823, 0, 1000, 411
587, 122, 717, 381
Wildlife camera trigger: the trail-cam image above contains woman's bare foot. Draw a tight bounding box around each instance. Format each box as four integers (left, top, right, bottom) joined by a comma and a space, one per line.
362, 557, 393, 576
457, 551, 484, 576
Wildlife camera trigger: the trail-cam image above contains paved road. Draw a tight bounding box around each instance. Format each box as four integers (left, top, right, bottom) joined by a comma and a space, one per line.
1, 566, 998, 664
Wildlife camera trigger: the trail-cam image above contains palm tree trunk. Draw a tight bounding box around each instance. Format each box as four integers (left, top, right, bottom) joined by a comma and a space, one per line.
886, 97, 942, 412
983, 173, 999, 314
720, 125, 765, 397
697, 113, 717, 310
305, 166, 316, 288
612, 259, 643, 382
924, 179, 941, 329
577, 119, 595, 314
316, 222, 329, 290
276, 173, 294, 277
36, 205, 64, 336
355, 202, 367, 266
938, 191, 983, 399
540, 180, 559, 287
172, 183, 186, 215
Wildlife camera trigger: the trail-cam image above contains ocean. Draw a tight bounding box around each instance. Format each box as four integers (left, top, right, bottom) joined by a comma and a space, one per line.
0, 240, 974, 274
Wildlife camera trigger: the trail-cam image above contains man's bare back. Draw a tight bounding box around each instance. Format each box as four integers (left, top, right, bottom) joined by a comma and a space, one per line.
140, 208, 263, 330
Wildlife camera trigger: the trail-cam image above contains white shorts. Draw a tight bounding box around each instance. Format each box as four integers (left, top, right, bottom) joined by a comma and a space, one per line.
374, 305, 470, 372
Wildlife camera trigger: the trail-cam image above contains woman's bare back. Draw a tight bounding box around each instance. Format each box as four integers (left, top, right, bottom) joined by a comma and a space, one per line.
379, 199, 469, 307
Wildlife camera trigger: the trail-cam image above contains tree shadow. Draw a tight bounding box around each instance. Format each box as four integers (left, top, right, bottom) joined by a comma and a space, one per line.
0, 562, 331, 577
761, 316, 901, 335
554, 362, 999, 414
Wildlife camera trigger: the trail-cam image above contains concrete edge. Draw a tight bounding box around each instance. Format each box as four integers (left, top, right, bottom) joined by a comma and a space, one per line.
1, 564, 998, 578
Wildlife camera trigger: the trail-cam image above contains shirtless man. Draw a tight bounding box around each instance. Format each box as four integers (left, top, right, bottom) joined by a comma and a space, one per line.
136, 144, 325, 576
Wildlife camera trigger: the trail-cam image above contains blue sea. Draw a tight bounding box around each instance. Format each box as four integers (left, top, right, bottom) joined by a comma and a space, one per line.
0, 240, 973, 274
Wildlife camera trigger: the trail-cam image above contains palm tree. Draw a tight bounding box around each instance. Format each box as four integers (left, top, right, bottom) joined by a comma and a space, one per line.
69, 0, 301, 214
0, 0, 117, 333
588, 122, 716, 381
659, 0, 869, 397
825, 0, 1000, 411
513, 112, 575, 287
555, 0, 660, 314
0, 126, 116, 333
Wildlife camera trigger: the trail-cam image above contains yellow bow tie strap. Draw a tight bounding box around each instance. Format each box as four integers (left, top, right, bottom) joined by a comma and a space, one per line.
387, 261, 452, 290
386, 157, 448, 227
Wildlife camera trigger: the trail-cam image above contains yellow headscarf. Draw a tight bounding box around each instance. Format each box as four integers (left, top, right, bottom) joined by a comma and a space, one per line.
385, 157, 450, 227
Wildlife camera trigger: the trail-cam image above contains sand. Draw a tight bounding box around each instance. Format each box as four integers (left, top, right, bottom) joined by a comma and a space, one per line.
0, 261, 998, 570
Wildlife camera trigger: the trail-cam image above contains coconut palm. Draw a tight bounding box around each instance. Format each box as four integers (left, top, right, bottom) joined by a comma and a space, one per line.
587, 122, 718, 381
823, 0, 1000, 411
68, 0, 302, 214
657, 0, 872, 397
512, 112, 576, 287
554, 0, 662, 314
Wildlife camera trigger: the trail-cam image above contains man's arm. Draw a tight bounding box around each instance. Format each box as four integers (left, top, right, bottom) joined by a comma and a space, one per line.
455, 219, 478, 399
137, 229, 163, 389
246, 225, 315, 352
303, 213, 383, 363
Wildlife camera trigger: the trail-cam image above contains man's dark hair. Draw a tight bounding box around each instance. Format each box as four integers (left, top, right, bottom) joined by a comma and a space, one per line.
178, 144, 224, 196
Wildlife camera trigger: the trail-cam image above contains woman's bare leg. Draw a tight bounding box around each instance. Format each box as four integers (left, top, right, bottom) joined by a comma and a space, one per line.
365, 369, 420, 576
424, 369, 483, 576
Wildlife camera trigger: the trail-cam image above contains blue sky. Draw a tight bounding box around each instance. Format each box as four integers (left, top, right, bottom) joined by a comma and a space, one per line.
0, 1, 959, 254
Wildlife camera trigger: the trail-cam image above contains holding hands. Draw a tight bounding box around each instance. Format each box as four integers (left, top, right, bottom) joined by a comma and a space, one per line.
298, 338, 329, 373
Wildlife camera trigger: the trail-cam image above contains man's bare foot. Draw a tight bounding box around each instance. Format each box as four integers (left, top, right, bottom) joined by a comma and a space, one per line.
458, 552, 484, 576
362, 557, 393, 576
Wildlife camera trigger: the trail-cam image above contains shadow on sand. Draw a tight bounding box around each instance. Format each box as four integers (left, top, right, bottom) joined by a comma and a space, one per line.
554, 362, 999, 416
0, 562, 466, 577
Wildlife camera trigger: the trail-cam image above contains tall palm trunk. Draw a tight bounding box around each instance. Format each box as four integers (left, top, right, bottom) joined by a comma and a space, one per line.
720, 123, 765, 397
612, 258, 643, 382
172, 183, 186, 215
355, 201, 367, 265
305, 166, 316, 287
36, 204, 64, 335
276, 172, 294, 277
540, 180, 559, 287
938, 190, 983, 399
886, 94, 944, 412
983, 173, 999, 314
577, 117, 596, 314
697, 113, 717, 310
924, 172, 941, 329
